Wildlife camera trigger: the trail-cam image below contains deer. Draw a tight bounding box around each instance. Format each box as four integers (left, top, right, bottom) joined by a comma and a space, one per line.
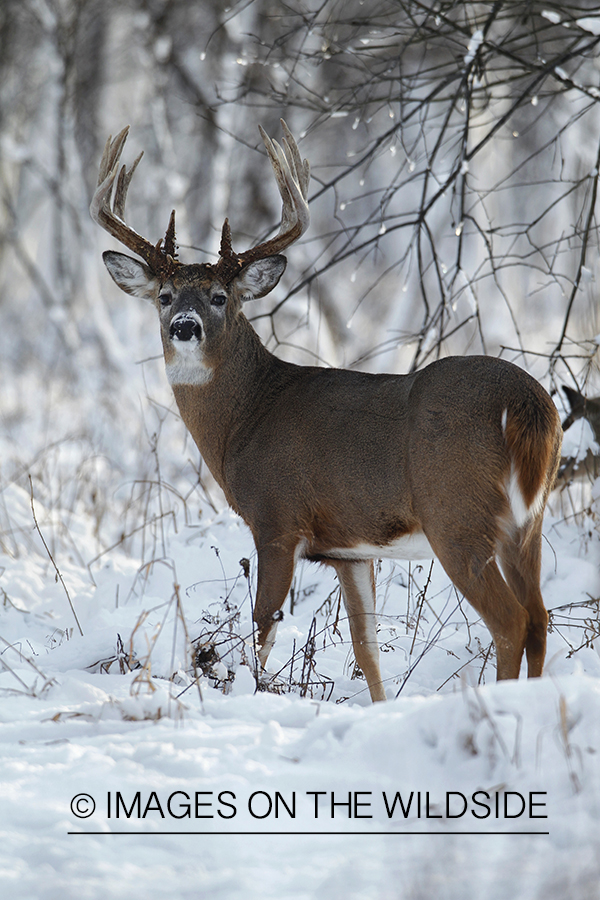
91, 122, 562, 702
555, 385, 600, 487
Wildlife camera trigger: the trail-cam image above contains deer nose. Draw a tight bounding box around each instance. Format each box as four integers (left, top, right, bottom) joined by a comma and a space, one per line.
169, 314, 202, 342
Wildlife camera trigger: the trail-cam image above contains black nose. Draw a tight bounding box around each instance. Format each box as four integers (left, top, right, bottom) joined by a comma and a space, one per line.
170, 315, 202, 342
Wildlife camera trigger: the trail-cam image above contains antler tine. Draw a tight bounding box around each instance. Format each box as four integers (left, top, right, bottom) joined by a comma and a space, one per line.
92, 127, 134, 220
219, 218, 234, 259
254, 119, 310, 248
163, 209, 178, 260
113, 150, 143, 221
90, 127, 179, 279
96, 127, 129, 186
280, 118, 310, 205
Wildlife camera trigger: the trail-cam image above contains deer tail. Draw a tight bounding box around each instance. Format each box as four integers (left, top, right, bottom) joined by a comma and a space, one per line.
502, 393, 562, 528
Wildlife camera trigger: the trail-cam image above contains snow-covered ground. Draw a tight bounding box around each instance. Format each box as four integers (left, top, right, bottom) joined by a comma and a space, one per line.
0, 447, 599, 898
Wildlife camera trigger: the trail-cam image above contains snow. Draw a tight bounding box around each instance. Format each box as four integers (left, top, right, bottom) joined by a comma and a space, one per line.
464, 30, 484, 67
577, 17, 600, 36
0, 452, 599, 897
542, 11, 562, 26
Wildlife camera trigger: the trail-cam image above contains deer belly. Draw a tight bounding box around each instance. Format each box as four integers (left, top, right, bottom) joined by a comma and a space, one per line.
323, 532, 435, 562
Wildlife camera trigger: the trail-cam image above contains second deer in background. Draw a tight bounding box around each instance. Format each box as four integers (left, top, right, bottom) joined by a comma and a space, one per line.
557, 386, 600, 487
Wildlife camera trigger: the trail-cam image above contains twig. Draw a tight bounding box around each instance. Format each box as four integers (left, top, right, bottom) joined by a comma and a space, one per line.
29, 476, 83, 637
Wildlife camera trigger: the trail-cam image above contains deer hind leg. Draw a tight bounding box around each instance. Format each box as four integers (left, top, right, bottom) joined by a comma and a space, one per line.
332, 559, 386, 702
430, 540, 530, 681
497, 517, 548, 678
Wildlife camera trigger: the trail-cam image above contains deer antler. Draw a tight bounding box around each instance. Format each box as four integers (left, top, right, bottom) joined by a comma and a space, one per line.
92, 122, 309, 284
213, 120, 310, 282
90, 126, 179, 280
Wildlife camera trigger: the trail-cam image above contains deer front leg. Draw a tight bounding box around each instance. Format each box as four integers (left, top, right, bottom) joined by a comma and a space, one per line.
332, 559, 386, 702
253, 539, 297, 669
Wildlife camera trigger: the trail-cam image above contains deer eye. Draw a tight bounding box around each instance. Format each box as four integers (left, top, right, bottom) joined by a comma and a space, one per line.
158, 292, 172, 307
211, 293, 227, 307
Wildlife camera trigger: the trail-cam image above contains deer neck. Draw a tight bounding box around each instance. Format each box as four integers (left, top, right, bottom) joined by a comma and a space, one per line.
169, 313, 284, 496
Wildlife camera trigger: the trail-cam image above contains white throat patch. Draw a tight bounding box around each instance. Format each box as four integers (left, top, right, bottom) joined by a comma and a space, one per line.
165, 341, 214, 386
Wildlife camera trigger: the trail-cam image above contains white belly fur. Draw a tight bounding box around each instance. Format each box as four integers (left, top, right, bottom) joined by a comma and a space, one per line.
323, 532, 435, 562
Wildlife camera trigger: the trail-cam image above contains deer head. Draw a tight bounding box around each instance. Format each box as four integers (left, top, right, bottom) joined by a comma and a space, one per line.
91, 122, 310, 385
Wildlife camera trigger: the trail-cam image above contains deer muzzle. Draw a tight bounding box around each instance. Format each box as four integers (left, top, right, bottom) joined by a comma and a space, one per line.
169, 313, 203, 342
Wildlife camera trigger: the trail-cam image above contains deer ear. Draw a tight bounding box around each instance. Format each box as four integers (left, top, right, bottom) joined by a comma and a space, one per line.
233, 255, 287, 301
103, 251, 158, 300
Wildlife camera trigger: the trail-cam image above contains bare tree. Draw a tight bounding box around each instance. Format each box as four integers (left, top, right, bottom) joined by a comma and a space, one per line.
196, 1, 600, 385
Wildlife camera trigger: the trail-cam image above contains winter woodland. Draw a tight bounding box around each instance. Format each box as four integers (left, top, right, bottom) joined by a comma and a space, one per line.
0, 2, 599, 898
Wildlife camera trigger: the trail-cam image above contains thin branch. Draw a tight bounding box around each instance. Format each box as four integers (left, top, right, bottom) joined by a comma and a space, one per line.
29, 476, 84, 637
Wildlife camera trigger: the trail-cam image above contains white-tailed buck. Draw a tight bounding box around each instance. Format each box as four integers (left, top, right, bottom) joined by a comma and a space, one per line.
92, 123, 562, 701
